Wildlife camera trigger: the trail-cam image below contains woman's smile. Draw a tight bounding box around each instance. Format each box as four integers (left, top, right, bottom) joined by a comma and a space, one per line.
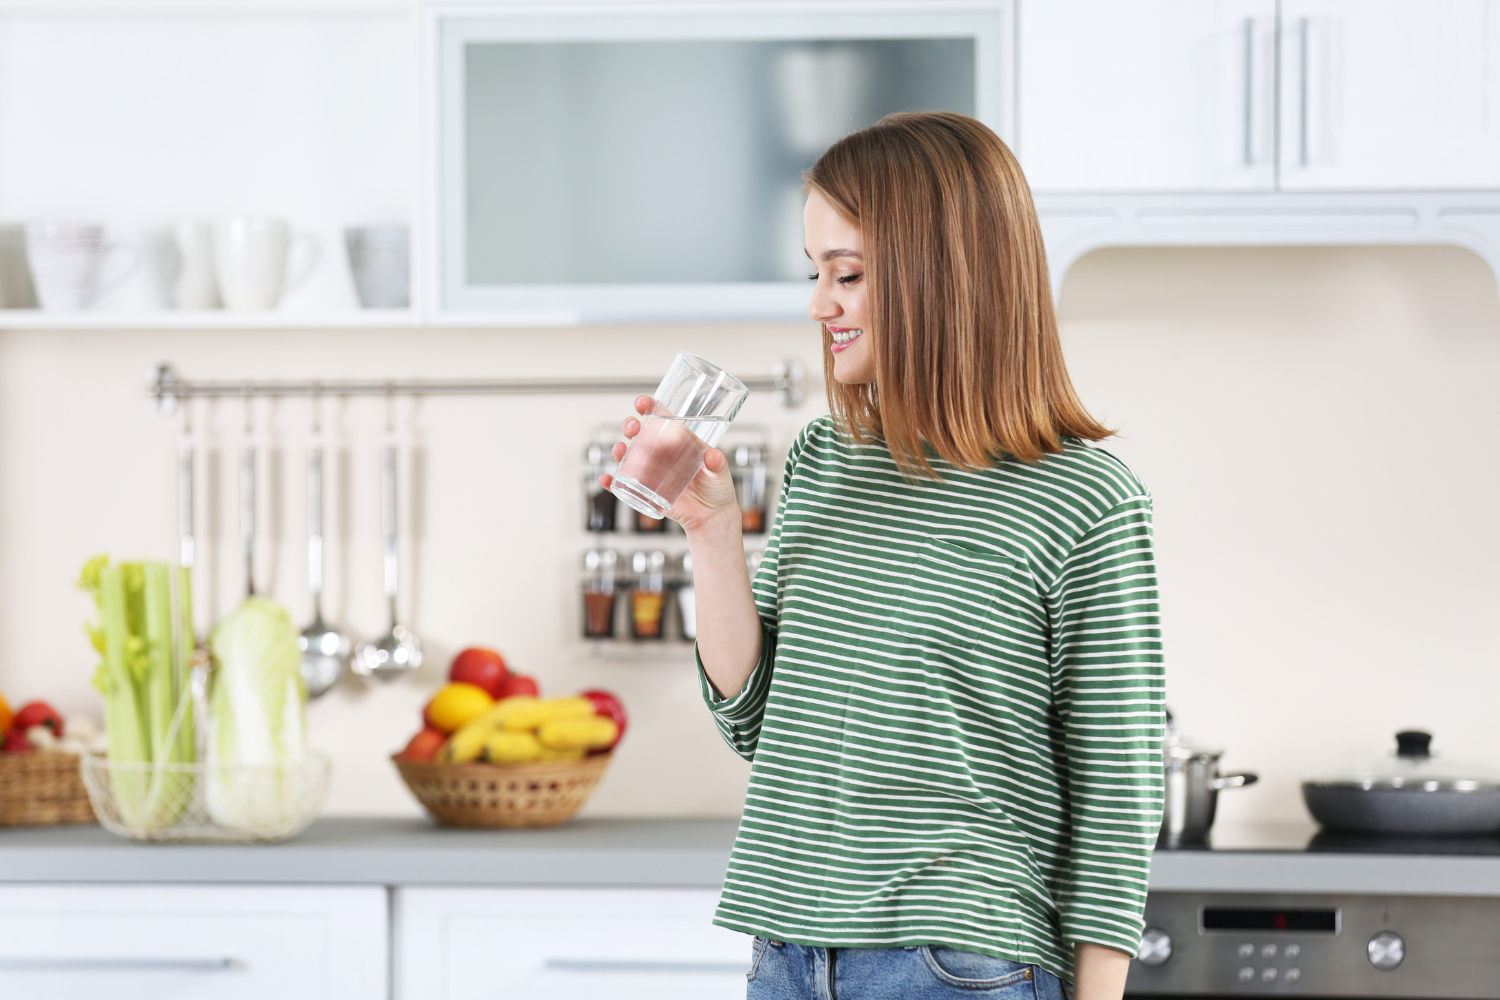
828, 326, 863, 352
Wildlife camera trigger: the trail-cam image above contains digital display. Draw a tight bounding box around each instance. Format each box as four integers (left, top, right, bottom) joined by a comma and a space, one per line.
1202, 908, 1338, 932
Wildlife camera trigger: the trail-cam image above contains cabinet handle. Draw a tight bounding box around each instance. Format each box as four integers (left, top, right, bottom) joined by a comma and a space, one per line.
1298, 17, 1311, 167
0, 957, 236, 972
1242, 17, 1255, 166
545, 959, 748, 975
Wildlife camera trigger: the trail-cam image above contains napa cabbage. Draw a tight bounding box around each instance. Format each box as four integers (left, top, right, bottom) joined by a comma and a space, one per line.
205, 597, 308, 831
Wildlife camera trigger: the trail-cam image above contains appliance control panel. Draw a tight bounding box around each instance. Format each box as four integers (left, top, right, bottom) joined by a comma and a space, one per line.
1125, 892, 1500, 998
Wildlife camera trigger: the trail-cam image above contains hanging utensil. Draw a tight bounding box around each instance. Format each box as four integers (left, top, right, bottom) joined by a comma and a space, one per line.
240, 387, 255, 598
298, 386, 352, 697
352, 389, 422, 681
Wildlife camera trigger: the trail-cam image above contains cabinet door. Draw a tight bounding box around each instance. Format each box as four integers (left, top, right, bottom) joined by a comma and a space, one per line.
1278, 0, 1500, 189
395, 887, 750, 1000
0, 885, 387, 999
1019, 0, 1277, 192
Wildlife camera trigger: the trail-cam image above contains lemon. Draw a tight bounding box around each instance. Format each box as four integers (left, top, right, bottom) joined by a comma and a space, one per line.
424, 682, 494, 733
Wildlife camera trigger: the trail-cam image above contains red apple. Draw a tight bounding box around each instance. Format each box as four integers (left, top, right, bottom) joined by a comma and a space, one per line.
13, 701, 62, 739
400, 728, 446, 762
496, 673, 539, 699
2, 729, 32, 754
448, 647, 508, 698
580, 689, 627, 749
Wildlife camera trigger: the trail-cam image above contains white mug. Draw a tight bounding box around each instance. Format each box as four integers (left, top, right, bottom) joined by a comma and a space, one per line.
170, 219, 220, 310
24, 222, 141, 311
214, 216, 319, 311
344, 225, 410, 309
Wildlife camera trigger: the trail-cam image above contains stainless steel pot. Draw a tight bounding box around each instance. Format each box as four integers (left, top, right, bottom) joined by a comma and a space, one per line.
1303, 730, 1500, 836
1158, 712, 1258, 849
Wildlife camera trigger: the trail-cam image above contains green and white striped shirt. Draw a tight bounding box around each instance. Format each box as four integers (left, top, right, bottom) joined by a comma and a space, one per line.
699, 416, 1165, 982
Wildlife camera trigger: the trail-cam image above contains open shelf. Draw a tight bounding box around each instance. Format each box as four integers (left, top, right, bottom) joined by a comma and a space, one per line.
0, 310, 421, 331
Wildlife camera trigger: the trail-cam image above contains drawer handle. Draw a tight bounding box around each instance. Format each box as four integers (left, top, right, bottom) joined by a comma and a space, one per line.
545, 959, 747, 975
0, 958, 237, 972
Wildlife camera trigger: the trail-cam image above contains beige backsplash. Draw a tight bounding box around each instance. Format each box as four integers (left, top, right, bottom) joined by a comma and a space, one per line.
2, 244, 1497, 838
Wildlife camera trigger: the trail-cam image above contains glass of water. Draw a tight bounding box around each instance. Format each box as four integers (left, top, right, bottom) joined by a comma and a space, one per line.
610, 353, 750, 520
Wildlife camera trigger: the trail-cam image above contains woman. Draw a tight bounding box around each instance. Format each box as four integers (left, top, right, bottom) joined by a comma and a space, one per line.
607, 112, 1163, 1000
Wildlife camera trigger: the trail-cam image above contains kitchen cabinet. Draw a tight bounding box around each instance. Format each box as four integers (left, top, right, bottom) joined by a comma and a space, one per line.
395, 887, 750, 999
0, 884, 387, 998
1019, 0, 1278, 193
1022, 0, 1500, 195
1277, 0, 1500, 190
432, 5, 1012, 322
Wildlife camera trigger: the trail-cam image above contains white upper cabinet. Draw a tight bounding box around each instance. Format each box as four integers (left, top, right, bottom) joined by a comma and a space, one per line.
1277, 0, 1500, 190
1019, 0, 1278, 193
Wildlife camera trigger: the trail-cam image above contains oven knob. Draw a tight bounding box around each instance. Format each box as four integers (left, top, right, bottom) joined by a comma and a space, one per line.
1368, 931, 1405, 971
1137, 928, 1172, 967
1238, 967, 1255, 983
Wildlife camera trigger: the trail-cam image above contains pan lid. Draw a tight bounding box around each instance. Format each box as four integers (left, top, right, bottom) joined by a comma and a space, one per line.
1304, 731, 1500, 793
1161, 708, 1224, 762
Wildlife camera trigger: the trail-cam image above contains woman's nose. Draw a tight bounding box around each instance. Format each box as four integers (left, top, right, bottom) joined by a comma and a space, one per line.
808, 279, 839, 324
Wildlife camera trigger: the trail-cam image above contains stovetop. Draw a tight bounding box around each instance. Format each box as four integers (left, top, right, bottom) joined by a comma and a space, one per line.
1162, 822, 1500, 856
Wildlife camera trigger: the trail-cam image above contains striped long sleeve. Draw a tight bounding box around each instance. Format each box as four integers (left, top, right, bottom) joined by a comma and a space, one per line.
1050, 497, 1165, 955
699, 416, 1164, 983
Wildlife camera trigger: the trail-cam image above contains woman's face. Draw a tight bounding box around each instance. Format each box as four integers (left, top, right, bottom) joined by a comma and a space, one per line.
804, 189, 875, 385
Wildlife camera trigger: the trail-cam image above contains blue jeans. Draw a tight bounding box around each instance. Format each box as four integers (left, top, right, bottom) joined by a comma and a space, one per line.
746, 939, 1076, 1000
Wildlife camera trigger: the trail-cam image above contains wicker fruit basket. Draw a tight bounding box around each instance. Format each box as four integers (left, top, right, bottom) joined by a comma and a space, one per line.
393, 752, 612, 828
0, 751, 96, 826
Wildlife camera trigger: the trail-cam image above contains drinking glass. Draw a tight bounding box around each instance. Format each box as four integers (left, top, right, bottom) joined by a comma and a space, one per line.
610, 352, 749, 519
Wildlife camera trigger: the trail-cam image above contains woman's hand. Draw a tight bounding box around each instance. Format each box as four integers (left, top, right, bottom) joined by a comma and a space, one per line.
598, 395, 741, 536
599, 395, 764, 691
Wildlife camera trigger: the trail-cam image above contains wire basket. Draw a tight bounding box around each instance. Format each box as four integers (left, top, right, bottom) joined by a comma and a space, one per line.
80, 751, 331, 843
393, 752, 611, 828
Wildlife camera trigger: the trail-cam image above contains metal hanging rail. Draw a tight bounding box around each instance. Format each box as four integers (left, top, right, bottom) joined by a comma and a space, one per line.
147, 358, 807, 415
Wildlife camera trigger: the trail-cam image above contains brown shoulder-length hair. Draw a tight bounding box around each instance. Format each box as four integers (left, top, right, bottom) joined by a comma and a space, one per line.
805, 111, 1110, 477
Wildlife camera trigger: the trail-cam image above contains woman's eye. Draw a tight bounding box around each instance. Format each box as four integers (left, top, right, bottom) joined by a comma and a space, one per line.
836, 273, 862, 285
806, 273, 819, 282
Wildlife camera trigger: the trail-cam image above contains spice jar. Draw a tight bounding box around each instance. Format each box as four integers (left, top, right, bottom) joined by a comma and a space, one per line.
676, 552, 697, 641
731, 445, 769, 534
629, 550, 668, 639
581, 549, 620, 638
584, 444, 618, 532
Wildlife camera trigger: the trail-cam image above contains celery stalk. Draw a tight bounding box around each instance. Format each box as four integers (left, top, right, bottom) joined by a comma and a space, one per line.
96, 564, 151, 826
141, 563, 191, 827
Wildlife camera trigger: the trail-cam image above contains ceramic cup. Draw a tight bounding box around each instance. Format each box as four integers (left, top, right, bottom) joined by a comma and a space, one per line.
24, 222, 141, 311
214, 215, 319, 311
0, 224, 39, 308
344, 225, 410, 309
169, 219, 221, 310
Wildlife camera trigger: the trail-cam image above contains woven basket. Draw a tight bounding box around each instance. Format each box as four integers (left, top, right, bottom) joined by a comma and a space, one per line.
0, 751, 96, 826
393, 753, 612, 828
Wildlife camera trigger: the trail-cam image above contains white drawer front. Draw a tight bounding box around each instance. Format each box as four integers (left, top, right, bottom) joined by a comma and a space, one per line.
0, 884, 387, 999
396, 887, 751, 1000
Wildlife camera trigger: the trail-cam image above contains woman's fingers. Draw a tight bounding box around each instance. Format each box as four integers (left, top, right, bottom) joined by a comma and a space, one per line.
620, 415, 641, 438
598, 473, 613, 490
703, 448, 727, 473
611, 441, 626, 462
635, 394, 654, 415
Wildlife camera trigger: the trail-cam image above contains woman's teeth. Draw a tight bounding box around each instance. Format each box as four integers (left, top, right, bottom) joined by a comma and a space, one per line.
831, 329, 862, 344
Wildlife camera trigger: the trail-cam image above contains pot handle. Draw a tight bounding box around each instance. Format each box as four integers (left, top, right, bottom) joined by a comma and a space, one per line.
1211, 772, 1259, 790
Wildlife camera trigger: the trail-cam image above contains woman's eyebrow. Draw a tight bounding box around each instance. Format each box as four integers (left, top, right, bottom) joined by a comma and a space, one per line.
818, 248, 863, 263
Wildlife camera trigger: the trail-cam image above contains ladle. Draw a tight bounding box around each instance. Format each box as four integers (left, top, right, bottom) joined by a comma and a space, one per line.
299, 387, 352, 696
352, 391, 422, 680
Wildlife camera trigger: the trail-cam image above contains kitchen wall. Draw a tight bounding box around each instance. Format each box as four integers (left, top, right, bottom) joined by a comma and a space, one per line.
3, 244, 1497, 832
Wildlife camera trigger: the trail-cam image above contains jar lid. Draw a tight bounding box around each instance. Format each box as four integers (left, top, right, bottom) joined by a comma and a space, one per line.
731, 444, 764, 467
1304, 731, 1500, 792
631, 550, 667, 574
582, 549, 618, 572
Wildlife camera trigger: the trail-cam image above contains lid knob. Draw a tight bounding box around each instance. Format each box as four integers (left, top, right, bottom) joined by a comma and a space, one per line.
1395, 730, 1432, 758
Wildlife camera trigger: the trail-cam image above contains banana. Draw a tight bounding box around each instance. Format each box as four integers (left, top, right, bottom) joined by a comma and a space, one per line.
537, 716, 618, 751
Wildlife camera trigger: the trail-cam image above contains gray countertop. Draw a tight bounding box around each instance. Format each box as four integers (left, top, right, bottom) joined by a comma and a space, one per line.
2, 818, 1499, 895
